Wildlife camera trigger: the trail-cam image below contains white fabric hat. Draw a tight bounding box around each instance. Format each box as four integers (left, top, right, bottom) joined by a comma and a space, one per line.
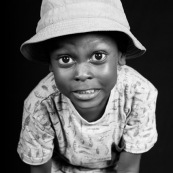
20, 0, 146, 63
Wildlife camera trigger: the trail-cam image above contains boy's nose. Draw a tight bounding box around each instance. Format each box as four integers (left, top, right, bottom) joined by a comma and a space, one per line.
74, 63, 93, 81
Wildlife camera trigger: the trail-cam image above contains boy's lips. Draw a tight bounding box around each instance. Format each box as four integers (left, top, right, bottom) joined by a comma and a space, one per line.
72, 89, 100, 100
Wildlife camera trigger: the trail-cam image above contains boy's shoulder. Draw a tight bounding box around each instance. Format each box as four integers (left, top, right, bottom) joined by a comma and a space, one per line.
118, 65, 148, 81
24, 72, 59, 108
117, 65, 157, 93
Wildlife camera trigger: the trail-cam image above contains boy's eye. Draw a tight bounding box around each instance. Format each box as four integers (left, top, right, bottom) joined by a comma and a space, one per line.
58, 55, 75, 65
90, 52, 107, 63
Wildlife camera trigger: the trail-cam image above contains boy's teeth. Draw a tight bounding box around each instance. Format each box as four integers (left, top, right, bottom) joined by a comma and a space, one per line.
77, 90, 95, 94
73, 89, 100, 100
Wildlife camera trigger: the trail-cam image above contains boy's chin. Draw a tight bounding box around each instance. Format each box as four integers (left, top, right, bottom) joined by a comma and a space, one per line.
72, 99, 102, 111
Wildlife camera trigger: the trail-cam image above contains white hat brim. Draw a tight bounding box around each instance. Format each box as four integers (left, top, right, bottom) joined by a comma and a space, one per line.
21, 18, 146, 63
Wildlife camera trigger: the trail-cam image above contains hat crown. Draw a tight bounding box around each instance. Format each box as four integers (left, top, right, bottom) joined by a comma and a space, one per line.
37, 0, 130, 33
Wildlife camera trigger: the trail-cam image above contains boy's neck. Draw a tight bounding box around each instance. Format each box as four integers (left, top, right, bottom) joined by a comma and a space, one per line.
78, 108, 104, 122
74, 96, 109, 122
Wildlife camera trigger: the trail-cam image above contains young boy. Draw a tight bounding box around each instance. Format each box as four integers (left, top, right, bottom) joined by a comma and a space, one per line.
17, 0, 158, 173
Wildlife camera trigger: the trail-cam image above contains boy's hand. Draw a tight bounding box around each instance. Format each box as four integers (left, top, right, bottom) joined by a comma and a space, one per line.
116, 151, 141, 173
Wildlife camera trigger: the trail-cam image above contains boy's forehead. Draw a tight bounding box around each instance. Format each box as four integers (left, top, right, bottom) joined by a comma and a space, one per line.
52, 32, 117, 47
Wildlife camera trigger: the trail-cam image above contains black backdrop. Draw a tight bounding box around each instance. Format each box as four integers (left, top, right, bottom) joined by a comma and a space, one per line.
9, 0, 173, 172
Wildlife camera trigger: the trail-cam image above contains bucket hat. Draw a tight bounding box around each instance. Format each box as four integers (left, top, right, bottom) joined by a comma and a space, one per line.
20, 0, 146, 64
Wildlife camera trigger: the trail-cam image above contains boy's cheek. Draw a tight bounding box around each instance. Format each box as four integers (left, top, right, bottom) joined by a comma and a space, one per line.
54, 79, 71, 96
97, 63, 118, 81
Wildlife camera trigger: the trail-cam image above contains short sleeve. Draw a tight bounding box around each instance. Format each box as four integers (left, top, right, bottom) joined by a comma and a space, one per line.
123, 80, 158, 154
17, 99, 55, 165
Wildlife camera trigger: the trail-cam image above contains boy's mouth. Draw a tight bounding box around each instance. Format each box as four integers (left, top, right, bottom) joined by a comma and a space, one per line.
73, 89, 100, 100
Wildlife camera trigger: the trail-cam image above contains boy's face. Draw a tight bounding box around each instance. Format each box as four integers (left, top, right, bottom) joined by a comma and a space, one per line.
49, 33, 122, 118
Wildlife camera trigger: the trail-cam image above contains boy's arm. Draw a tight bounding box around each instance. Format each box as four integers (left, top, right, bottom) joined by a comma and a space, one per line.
30, 159, 52, 173
116, 151, 141, 173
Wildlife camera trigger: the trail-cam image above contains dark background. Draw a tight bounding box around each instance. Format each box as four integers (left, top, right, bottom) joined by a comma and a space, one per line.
8, 0, 173, 172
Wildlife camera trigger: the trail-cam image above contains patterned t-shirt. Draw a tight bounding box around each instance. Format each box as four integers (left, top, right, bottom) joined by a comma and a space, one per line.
17, 65, 158, 173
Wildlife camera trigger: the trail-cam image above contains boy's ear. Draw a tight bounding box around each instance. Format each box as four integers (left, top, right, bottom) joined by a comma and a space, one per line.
49, 64, 53, 72
118, 53, 126, 66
